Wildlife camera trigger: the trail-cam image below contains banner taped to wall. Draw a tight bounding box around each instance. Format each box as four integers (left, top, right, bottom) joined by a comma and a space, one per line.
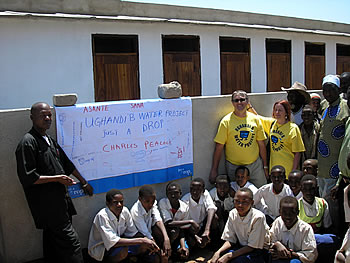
55, 98, 193, 198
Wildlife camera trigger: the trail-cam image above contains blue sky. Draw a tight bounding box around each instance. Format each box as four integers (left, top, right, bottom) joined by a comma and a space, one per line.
125, 0, 350, 24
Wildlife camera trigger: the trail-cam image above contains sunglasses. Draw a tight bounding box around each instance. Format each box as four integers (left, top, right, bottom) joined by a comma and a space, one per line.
233, 98, 247, 103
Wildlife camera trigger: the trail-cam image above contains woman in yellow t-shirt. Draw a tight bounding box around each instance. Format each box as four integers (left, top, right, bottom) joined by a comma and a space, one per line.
259, 100, 305, 178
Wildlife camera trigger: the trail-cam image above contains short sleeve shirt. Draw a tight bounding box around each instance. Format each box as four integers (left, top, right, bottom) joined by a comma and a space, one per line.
158, 197, 189, 223
270, 217, 317, 263
221, 208, 270, 249
88, 207, 138, 261
267, 121, 305, 177
181, 190, 217, 225
214, 112, 266, 165
130, 200, 162, 239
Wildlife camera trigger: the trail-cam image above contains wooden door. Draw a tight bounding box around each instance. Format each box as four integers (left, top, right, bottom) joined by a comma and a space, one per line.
267, 53, 291, 92
305, 55, 325, 90
94, 53, 140, 102
337, 56, 350, 74
220, 52, 251, 94
163, 52, 201, 96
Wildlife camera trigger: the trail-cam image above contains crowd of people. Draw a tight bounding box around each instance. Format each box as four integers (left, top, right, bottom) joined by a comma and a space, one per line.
15, 72, 350, 263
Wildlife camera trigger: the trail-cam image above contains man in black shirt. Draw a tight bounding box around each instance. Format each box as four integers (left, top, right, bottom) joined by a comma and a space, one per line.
16, 102, 93, 263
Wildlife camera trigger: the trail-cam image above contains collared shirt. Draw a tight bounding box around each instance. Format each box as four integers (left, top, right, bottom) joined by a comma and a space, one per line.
88, 207, 138, 261
294, 191, 303, 200
181, 189, 217, 225
158, 197, 189, 223
270, 216, 318, 263
231, 181, 258, 195
254, 183, 293, 219
318, 97, 349, 179
15, 127, 77, 229
130, 200, 162, 240
299, 120, 320, 165
209, 188, 234, 212
299, 197, 332, 228
222, 208, 270, 249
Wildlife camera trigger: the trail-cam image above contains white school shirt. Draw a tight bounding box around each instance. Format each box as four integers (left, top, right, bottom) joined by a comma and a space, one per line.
221, 208, 270, 249
294, 191, 303, 200
181, 189, 217, 225
88, 207, 138, 261
130, 200, 163, 240
335, 227, 350, 263
299, 197, 332, 228
270, 216, 318, 263
254, 183, 293, 219
158, 197, 189, 223
231, 181, 258, 195
209, 187, 234, 211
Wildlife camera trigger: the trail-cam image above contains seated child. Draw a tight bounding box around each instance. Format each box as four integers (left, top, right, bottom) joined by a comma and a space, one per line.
302, 159, 318, 177
158, 182, 199, 260
181, 177, 217, 248
131, 185, 171, 263
230, 166, 258, 195
298, 174, 340, 263
254, 165, 293, 225
88, 189, 159, 262
269, 196, 318, 263
288, 170, 304, 200
298, 175, 332, 233
209, 175, 235, 233
335, 185, 350, 263
209, 188, 270, 263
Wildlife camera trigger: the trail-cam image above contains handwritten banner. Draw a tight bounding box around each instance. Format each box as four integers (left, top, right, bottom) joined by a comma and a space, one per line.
55, 98, 193, 197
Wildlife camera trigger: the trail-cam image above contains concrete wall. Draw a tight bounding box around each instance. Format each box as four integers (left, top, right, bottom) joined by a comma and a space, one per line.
0, 91, 324, 262
0, 15, 346, 110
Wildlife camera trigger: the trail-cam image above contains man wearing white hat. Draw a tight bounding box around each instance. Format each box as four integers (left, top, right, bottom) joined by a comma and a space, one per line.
281, 82, 311, 125
318, 75, 349, 232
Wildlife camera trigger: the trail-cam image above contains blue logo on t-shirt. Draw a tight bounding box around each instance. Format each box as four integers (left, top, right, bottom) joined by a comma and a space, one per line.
240, 131, 249, 140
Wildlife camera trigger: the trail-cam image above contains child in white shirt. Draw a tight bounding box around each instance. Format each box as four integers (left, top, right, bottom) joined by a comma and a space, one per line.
254, 165, 293, 225
269, 196, 317, 263
209, 188, 270, 263
131, 185, 171, 263
182, 177, 217, 248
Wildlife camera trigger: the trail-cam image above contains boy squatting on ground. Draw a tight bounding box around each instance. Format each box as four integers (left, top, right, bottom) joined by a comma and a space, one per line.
269, 196, 318, 263
182, 177, 218, 248
209, 188, 270, 263
209, 175, 235, 234
254, 165, 293, 225
88, 189, 159, 262
298, 175, 340, 263
158, 182, 200, 260
130, 185, 171, 263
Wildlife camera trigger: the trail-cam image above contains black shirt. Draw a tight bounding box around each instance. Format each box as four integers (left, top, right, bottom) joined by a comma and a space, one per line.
16, 128, 77, 229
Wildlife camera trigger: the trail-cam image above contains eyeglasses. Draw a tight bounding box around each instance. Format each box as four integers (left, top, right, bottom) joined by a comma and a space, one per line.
233, 98, 247, 103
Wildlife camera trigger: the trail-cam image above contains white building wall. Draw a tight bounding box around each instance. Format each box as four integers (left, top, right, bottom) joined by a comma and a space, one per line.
0, 16, 350, 109
326, 40, 337, 75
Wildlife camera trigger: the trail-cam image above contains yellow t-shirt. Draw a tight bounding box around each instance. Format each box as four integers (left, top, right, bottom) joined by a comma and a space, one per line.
261, 117, 305, 177
214, 112, 266, 165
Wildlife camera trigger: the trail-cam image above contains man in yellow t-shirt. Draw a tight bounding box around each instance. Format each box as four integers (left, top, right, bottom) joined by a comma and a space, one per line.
209, 90, 268, 188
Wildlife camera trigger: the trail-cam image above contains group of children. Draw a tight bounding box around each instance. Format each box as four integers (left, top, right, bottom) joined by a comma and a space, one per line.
87, 158, 346, 263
